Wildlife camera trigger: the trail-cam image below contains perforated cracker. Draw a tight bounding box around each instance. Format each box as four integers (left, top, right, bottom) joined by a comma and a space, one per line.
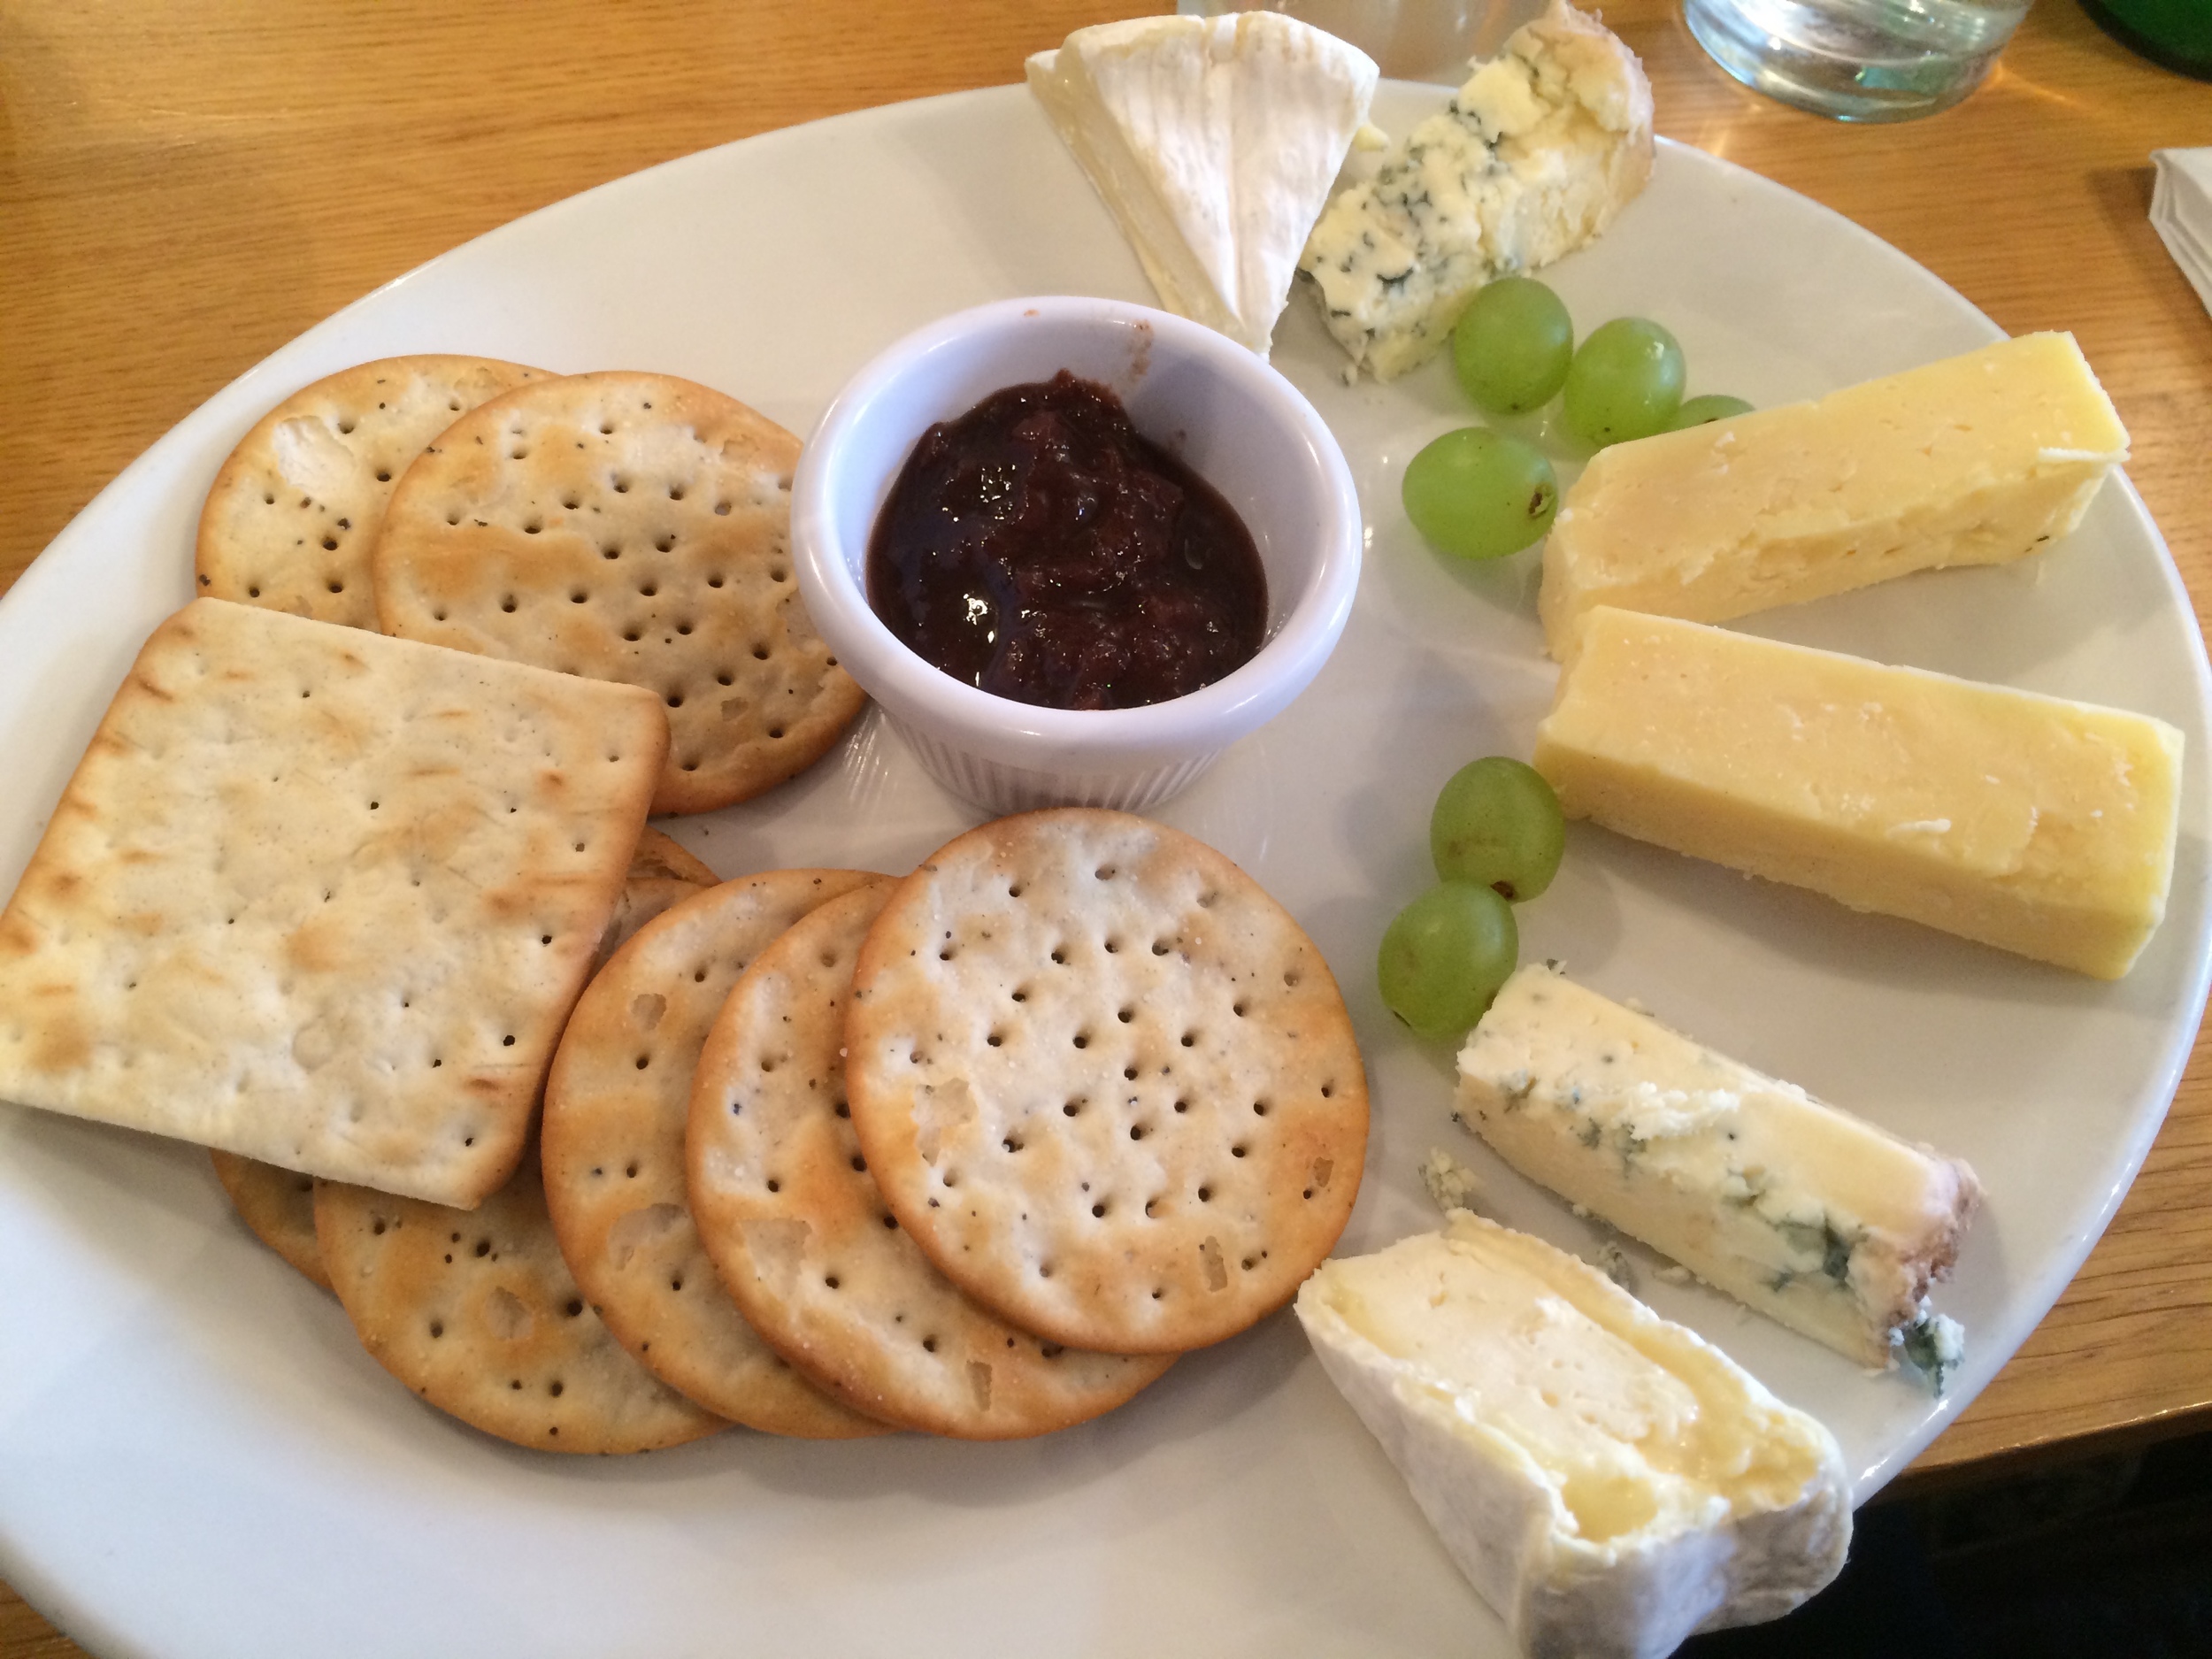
372, 371, 867, 814
689, 886, 1173, 1439
544, 870, 892, 1439
318, 1142, 725, 1453
211, 1150, 330, 1291
196, 355, 547, 627
0, 598, 667, 1208
845, 810, 1369, 1355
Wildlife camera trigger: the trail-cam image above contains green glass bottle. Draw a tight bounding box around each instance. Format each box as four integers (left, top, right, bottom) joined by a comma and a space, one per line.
2082, 0, 2212, 79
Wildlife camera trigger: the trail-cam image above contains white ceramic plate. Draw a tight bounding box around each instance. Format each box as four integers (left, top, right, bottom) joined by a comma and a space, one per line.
2, 84, 2207, 1659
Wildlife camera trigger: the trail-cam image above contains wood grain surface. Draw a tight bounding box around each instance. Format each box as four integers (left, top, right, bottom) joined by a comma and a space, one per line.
4, 0, 2209, 1651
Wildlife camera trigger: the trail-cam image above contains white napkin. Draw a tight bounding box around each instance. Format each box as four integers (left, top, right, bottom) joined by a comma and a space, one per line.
2150, 148, 2212, 316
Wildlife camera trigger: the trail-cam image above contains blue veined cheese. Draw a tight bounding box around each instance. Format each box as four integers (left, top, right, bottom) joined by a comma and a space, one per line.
1297, 0, 1653, 380
1027, 12, 1379, 356
1455, 965, 1982, 1370
1297, 1211, 1851, 1659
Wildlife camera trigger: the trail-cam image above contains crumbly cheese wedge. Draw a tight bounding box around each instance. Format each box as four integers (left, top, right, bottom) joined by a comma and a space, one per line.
1299, 0, 1652, 380
1028, 12, 1379, 356
1456, 966, 1981, 1369
1297, 1212, 1850, 1659
1539, 333, 2130, 657
1534, 609, 2185, 979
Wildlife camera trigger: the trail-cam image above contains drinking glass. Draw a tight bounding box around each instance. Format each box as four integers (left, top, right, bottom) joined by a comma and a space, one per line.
1683, 0, 2032, 121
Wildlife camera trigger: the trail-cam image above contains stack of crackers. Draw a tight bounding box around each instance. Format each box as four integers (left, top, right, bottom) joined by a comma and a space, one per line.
0, 357, 1371, 1452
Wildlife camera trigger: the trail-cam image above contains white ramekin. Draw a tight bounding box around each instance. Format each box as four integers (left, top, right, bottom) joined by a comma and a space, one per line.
791, 296, 1362, 815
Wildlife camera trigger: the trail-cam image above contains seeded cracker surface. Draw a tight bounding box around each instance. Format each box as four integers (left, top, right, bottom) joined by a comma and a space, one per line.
689, 885, 1173, 1437
544, 870, 893, 1438
196, 355, 548, 628
845, 810, 1369, 1355
372, 371, 867, 814
317, 1141, 725, 1454
0, 599, 667, 1208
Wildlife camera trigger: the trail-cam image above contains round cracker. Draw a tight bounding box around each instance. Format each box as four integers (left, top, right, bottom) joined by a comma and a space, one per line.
543, 870, 892, 1439
844, 810, 1368, 1355
211, 1149, 330, 1292
316, 1141, 724, 1454
629, 824, 718, 887
371, 371, 867, 814
196, 355, 547, 627
688, 885, 1173, 1440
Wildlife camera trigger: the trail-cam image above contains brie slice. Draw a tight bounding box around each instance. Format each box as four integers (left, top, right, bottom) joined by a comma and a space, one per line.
1298, 1212, 1851, 1659
1028, 12, 1379, 356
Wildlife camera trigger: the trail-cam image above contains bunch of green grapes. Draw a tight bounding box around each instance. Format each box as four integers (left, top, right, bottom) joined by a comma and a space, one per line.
1402, 279, 1754, 565
1378, 757, 1565, 1039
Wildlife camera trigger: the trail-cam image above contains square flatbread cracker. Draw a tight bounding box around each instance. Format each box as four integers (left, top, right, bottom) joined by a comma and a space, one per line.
0, 598, 667, 1208
196, 355, 546, 628
845, 810, 1369, 1355
372, 371, 866, 814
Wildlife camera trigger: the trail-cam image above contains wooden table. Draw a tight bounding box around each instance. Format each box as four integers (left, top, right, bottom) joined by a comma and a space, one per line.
3, 1, 2207, 1650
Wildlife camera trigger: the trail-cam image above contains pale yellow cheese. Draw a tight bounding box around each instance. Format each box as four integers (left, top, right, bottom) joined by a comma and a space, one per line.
1532, 608, 2184, 979
1295, 1213, 1850, 1655
1539, 333, 2129, 659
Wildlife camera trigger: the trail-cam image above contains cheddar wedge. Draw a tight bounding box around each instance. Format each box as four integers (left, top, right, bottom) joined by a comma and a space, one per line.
1532, 609, 2183, 978
1539, 333, 2129, 659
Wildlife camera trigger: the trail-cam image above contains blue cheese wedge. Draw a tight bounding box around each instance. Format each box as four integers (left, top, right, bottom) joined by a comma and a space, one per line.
1298, 0, 1653, 380
1456, 965, 1982, 1370
1027, 13, 1379, 356
1297, 1212, 1851, 1659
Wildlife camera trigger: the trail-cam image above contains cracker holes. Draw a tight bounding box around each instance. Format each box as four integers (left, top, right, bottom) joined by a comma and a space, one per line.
327, 580, 345, 594
565, 1299, 584, 1318
501, 595, 518, 612
676, 621, 694, 636
771, 567, 788, 583
1180, 1032, 1196, 1048
986, 1031, 1003, 1048
655, 534, 675, 553
1173, 1098, 1189, 1114
1231, 1144, 1248, 1158
1071, 1032, 1089, 1049
603, 545, 622, 561
375, 471, 391, 483
849, 1154, 866, 1173
1091, 1201, 1108, 1218
549, 1380, 565, 1397
1117, 1006, 1133, 1024
708, 572, 726, 588
922, 1336, 938, 1353
640, 580, 658, 597
248, 586, 261, 598
750, 642, 771, 661
1197, 1186, 1211, 1202
563, 495, 581, 510
429, 1320, 444, 1338
1002, 1133, 1022, 1153
1128, 1124, 1147, 1141
1253, 1099, 1270, 1116
824, 1275, 840, 1290
1320, 1083, 1336, 1100
666, 691, 685, 709
716, 672, 733, 687
1062, 1100, 1082, 1118
625, 1161, 640, 1178
1094, 864, 1117, 881
321, 536, 338, 551
766, 1178, 780, 1193
634, 1054, 650, 1071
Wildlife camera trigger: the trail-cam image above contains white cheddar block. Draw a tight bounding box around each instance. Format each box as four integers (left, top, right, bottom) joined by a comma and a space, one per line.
1027, 12, 1378, 356
1297, 1211, 1851, 1659
1456, 964, 1981, 1369
1532, 608, 2185, 979
1539, 333, 2129, 657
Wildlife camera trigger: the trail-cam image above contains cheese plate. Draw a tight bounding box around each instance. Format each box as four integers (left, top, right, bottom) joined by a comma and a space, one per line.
1, 82, 2208, 1659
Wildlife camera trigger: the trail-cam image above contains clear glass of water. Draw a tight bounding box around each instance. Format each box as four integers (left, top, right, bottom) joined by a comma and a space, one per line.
1683, 0, 2032, 121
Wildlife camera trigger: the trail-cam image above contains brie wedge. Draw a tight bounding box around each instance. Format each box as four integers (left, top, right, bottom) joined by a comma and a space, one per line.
1298, 1212, 1851, 1659
1027, 13, 1379, 356
1299, 0, 1652, 380
1456, 965, 1982, 1369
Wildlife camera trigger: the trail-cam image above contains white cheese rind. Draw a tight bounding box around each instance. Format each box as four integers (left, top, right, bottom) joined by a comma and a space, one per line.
1297, 1213, 1850, 1659
1532, 608, 2185, 979
1539, 333, 2131, 657
1455, 966, 1983, 1369
1297, 0, 1652, 380
1027, 13, 1379, 356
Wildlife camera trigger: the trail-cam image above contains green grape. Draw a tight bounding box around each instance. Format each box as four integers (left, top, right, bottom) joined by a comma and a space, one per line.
1430, 757, 1565, 902
1666, 393, 1755, 430
1402, 428, 1559, 561
1452, 277, 1574, 414
1377, 882, 1519, 1039
1561, 317, 1686, 447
